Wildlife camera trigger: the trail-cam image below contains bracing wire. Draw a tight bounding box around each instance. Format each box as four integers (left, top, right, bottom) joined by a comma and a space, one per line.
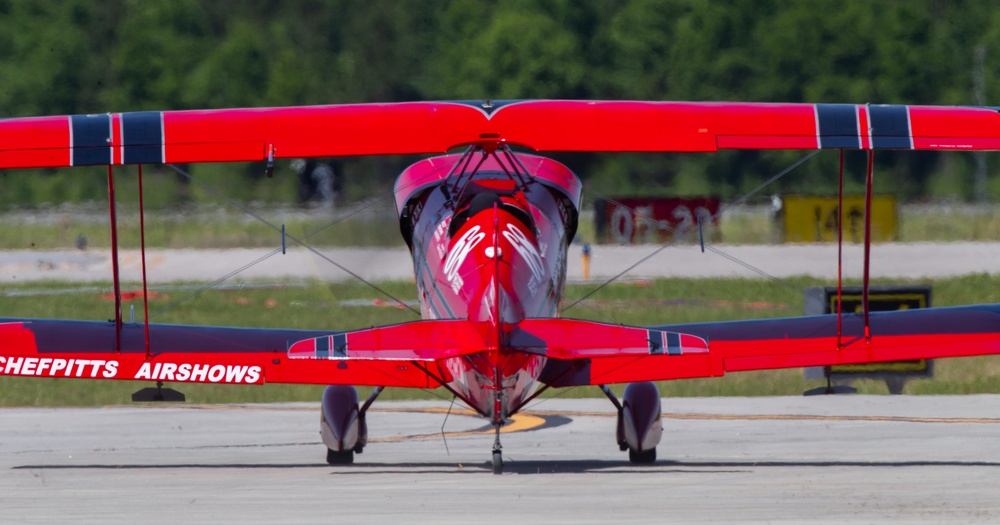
152, 163, 421, 318
562, 150, 820, 314
440, 396, 456, 456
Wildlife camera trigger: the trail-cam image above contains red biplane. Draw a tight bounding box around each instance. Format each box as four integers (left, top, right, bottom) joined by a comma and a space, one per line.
2, 100, 1000, 473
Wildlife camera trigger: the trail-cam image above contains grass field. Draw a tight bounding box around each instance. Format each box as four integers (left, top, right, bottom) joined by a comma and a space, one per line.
2, 274, 999, 406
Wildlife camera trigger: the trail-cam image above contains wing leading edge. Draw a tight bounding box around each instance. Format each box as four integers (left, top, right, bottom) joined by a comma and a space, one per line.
2, 101, 1000, 169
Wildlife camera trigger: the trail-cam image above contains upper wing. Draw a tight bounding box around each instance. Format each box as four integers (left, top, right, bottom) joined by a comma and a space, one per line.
3, 101, 1000, 169
535, 304, 1000, 386
0, 318, 492, 388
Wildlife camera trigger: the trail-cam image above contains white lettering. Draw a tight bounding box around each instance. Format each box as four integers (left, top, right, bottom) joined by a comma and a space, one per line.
135, 362, 152, 380
443, 225, 485, 293
190, 364, 209, 382
73, 360, 91, 377
0, 357, 262, 384
225, 366, 248, 383
5, 357, 23, 374
207, 365, 225, 382
503, 223, 545, 291
88, 360, 105, 378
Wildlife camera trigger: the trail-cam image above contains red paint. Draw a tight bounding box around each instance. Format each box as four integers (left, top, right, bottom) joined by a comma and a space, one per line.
2, 102, 1000, 169
857, 105, 871, 150
111, 113, 123, 165
1, 101, 1000, 424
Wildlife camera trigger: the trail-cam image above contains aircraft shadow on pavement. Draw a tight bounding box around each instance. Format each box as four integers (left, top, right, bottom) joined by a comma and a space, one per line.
13, 458, 1000, 475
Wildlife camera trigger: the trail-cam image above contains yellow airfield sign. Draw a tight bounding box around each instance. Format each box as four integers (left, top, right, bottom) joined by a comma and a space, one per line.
781, 195, 897, 243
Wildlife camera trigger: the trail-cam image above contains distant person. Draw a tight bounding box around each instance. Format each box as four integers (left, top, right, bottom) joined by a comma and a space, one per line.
293, 159, 338, 209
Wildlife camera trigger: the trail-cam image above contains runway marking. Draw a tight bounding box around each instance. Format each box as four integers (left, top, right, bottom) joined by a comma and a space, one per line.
370, 412, 546, 443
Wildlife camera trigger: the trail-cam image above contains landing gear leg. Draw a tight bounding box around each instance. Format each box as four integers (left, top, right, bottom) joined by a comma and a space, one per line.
599, 385, 628, 451
492, 423, 503, 475
491, 388, 504, 475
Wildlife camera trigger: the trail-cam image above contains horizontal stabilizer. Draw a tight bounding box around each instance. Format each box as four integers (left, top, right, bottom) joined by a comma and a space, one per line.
288, 320, 493, 361
509, 319, 708, 359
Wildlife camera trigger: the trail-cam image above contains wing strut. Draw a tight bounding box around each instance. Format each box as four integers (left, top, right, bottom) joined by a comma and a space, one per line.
862, 148, 875, 343
836, 149, 844, 349
137, 164, 152, 358
106, 165, 123, 352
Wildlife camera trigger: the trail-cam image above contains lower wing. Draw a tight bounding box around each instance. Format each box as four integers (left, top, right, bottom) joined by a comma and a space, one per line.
534, 304, 1000, 386
4, 304, 999, 389
0, 318, 492, 388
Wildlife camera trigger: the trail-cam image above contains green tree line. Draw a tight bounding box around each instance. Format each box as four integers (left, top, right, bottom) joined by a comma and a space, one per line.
2, 0, 999, 205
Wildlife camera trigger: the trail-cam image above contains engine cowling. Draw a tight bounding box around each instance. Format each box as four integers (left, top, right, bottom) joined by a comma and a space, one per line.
617, 381, 662, 463
320, 385, 368, 454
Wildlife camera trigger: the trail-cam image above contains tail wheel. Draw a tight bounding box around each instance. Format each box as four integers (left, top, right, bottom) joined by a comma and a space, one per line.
628, 447, 656, 464
327, 448, 354, 465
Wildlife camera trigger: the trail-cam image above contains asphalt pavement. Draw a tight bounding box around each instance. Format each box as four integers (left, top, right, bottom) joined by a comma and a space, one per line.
3, 397, 1000, 524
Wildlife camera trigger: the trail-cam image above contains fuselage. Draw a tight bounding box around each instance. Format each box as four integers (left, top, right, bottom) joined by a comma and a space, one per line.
395, 150, 581, 419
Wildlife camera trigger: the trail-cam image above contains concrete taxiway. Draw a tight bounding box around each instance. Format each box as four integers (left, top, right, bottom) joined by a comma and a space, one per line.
3, 396, 1000, 524
4, 241, 1000, 284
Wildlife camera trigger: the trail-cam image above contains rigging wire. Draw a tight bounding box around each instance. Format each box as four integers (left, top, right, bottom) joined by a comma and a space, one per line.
561, 149, 820, 314
149, 248, 283, 320
154, 163, 421, 318
440, 396, 456, 456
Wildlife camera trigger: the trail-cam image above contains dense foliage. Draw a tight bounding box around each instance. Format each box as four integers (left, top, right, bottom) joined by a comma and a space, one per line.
1, 0, 999, 203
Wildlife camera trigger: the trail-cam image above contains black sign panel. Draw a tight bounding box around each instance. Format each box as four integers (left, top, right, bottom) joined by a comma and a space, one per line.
804, 286, 933, 377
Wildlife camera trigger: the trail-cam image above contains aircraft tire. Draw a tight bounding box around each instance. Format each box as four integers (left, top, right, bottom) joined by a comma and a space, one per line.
628, 447, 656, 464
327, 448, 354, 465
492, 451, 503, 474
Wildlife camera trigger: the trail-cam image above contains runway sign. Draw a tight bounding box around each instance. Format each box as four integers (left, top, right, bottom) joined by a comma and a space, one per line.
780, 195, 897, 243
594, 196, 720, 244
